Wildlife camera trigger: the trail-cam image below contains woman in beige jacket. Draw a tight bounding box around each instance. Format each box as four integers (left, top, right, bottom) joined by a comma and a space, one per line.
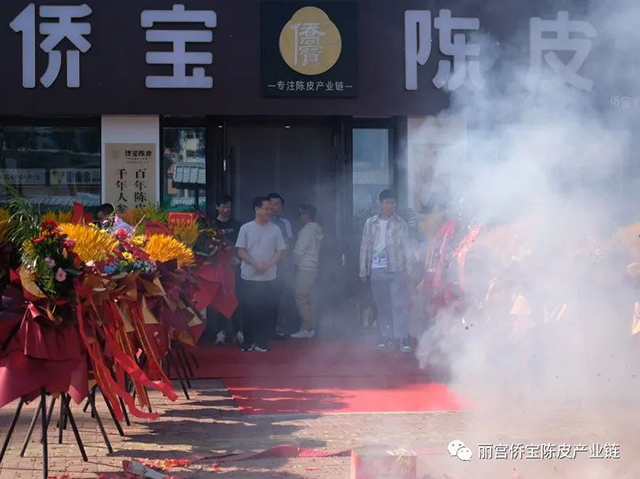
290, 204, 324, 339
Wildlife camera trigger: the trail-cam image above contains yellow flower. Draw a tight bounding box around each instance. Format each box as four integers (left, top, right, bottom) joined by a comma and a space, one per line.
169, 220, 200, 248
132, 235, 146, 246
143, 234, 194, 268
122, 251, 134, 263
59, 223, 119, 264
42, 210, 72, 225
120, 207, 145, 228
22, 240, 35, 260
120, 205, 167, 235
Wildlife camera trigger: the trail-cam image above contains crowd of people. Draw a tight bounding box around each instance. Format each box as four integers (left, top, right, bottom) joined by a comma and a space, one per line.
208, 193, 324, 352
182, 180, 640, 397
92, 187, 472, 356
205, 187, 422, 354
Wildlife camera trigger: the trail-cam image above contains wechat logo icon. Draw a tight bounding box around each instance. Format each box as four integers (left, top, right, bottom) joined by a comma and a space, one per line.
448, 440, 473, 461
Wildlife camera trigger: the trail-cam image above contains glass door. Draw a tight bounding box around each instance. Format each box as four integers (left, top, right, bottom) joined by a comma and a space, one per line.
161, 124, 207, 212
335, 119, 398, 337
352, 128, 393, 233
221, 119, 337, 229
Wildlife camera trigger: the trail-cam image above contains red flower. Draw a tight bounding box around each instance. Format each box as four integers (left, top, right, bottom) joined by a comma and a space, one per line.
32, 236, 45, 245
41, 219, 59, 234
115, 228, 128, 240
63, 239, 76, 249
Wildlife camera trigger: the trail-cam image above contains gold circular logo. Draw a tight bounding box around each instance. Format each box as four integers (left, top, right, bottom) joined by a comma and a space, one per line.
279, 6, 342, 76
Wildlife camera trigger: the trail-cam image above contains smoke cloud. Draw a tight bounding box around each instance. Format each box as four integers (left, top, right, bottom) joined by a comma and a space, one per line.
411, 0, 640, 475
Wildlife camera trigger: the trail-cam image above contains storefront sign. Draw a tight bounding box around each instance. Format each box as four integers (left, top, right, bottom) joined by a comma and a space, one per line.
262, 2, 358, 98
0, 1, 601, 117
141, 5, 217, 89
0, 168, 45, 185
50, 168, 101, 186
104, 143, 157, 211
405, 10, 597, 92
10, 4, 92, 89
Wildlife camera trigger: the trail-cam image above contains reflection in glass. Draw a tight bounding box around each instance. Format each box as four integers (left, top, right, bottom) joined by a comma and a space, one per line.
162, 127, 206, 212
0, 126, 101, 209
352, 128, 391, 226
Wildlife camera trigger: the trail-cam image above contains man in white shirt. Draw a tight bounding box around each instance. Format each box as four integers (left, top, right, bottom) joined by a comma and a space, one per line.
290, 204, 323, 339
236, 196, 287, 352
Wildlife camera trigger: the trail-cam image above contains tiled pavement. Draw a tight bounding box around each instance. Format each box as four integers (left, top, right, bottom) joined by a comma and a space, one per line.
0, 380, 639, 478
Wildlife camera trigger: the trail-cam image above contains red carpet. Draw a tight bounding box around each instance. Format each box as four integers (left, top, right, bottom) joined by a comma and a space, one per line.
190, 339, 466, 415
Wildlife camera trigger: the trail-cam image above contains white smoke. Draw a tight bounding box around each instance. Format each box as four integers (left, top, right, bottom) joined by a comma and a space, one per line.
412, 1, 640, 476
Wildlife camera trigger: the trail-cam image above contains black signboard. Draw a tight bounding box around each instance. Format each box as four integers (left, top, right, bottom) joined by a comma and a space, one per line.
0, 0, 597, 117
261, 2, 358, 98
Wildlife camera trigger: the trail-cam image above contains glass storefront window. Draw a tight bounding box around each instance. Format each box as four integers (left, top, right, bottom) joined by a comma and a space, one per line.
0, 126, 101, 209
352, 128, 391, 224
162, 127, 206, 212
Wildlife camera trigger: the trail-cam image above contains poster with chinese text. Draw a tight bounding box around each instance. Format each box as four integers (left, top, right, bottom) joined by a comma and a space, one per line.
104, 143, 157, 211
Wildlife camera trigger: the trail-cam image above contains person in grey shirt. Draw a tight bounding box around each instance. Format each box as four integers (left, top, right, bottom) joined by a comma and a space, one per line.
236, 196, 287, 352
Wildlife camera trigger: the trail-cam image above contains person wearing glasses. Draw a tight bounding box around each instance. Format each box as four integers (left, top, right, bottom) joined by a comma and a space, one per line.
290, 204, 323, 339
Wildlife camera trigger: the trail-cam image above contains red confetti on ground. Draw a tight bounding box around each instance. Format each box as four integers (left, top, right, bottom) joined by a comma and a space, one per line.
50, 475, 123, 479
140, 458, 191, 471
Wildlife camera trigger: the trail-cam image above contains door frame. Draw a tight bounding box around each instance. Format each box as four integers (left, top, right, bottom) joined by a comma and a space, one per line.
340, 117, 405, 237
160, 115, 406, 226
202, 115, 406, 257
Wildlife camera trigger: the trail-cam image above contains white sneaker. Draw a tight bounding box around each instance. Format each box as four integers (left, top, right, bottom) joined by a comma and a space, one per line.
236, 331, 245, 344
215, 330, 226, 345
290, 329, 316, 339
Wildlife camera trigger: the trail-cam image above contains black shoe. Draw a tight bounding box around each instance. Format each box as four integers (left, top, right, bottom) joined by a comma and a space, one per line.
400, 339, 412, 353
241, 342, 254, 352
273, 329, 288, 340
